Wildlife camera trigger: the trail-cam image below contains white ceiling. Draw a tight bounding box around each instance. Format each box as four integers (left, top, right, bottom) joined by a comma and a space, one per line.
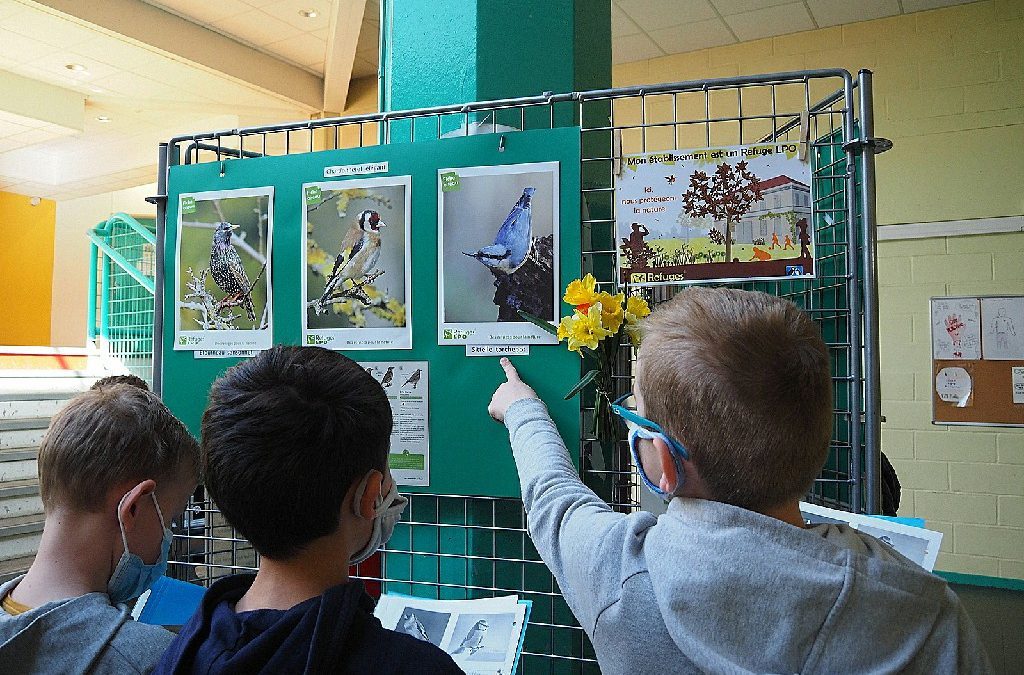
143, 0, 380, 78
0, 0, 983, 201
612, 0, 981, 63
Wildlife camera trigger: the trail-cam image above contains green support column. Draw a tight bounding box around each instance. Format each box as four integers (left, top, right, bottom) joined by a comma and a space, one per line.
380, 0, 610, 137
380, 5, 610, 667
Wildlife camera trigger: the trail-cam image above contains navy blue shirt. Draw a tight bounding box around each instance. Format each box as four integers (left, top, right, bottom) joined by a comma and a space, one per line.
154, 574, 462, 674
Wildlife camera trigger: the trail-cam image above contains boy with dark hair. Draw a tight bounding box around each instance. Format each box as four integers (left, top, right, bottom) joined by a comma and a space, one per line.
489, 288, 990, 674
156, 346, 460, 674
0, 384, 200, 674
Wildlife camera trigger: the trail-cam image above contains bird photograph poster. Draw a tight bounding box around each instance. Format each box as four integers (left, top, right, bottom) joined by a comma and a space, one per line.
437, 161, 560, 346
302, 176, 412, 350
616, 143, 815, 286
173, 187, 273, 352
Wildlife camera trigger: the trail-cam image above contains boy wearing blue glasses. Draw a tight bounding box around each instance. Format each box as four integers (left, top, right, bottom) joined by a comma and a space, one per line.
489, 288, 989, 674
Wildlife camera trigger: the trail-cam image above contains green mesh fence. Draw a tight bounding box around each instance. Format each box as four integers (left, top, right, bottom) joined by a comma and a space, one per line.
165, 71, 874, 674
88, 213, 156, 385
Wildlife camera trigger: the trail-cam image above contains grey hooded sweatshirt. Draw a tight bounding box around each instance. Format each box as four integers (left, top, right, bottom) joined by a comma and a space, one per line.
0, 576, 174, 674
504, 398, 991, 674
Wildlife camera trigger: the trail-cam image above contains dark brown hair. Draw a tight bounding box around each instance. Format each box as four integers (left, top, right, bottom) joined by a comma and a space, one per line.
38, 384, 199, 512
90, 374, 150, 391
201, 346, 392, 559
639, 287, 833, 511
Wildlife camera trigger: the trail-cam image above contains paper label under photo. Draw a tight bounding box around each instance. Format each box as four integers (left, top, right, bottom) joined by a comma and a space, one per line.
465, 345, 530, 357
174, 187, 274, 352
931, 297, 981, 360
193, 349, 258, 359
935, 366, 973, 407
303, 176, 413, 350
437, 161, 560, 346
980, 296, 1024, 360
361, 361, 429, 486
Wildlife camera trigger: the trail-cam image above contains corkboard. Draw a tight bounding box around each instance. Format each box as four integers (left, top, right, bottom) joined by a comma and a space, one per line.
932, 359, 1024, 426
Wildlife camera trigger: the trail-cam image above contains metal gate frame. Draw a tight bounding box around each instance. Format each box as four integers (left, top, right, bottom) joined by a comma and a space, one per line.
153, 68, 883, 673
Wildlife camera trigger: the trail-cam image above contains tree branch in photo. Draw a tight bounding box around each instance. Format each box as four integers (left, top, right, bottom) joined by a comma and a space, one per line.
181, 266, 243, 330
306, 228, 406, 327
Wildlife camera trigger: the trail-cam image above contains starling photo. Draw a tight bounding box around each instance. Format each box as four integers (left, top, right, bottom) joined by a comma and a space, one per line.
380, 366, 395, 388
210, 221, 256, 323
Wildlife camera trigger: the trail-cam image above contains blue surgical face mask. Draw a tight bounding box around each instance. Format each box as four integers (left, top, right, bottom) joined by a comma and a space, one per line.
611, 393, 689, 502
108, 491, 173, 605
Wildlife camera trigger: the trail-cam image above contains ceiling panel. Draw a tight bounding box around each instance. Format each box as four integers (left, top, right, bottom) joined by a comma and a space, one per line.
901, 0, 977, 11
807, 0, 901, 28
710, 0, 794, 15
613, 32, 667, 63
724, 2, 816, 42
616, 0, 718, 31
649, 18, 735, 54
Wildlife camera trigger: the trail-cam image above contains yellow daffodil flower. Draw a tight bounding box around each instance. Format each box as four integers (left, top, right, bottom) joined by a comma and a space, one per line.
594, 291, 625, 333
624, 295, 651, 324
563, 304, 614, 352
563, 274, 599, 309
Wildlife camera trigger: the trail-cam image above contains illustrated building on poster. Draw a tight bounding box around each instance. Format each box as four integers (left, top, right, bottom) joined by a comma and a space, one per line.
734, 175, 811, 245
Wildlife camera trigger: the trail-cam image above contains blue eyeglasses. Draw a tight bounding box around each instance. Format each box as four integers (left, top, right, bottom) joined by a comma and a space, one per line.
610, 393, 689, 500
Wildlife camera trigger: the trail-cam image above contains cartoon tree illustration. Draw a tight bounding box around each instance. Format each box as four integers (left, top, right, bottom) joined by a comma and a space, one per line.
682, 161, 763, 263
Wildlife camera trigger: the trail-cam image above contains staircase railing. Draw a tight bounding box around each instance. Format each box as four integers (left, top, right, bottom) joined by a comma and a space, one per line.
87, 213, 156, 385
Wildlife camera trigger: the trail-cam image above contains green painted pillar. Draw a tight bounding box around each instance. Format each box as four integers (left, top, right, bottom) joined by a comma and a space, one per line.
379, 6, 612, 664
380, 0, 611, 137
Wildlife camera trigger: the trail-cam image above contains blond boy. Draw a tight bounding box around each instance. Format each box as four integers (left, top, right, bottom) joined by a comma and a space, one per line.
0, 383, 199, 674
489, 287, 990, 674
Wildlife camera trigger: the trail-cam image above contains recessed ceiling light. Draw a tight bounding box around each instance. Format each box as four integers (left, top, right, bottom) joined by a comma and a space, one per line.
96, 115, 111, 122
90, 87, 104, 93
65, 63, 87, 72
298, 8, 318, 18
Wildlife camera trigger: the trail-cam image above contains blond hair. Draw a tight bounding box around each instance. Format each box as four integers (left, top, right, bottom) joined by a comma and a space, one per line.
639, 288, 832, 511
38, 384, 199, 512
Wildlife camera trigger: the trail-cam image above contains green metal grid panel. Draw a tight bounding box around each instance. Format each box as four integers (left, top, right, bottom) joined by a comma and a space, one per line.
161, 69, 877, 674
88, 214, 156, 385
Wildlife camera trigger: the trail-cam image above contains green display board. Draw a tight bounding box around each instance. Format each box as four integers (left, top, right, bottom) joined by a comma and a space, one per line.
162, 127, 582, 497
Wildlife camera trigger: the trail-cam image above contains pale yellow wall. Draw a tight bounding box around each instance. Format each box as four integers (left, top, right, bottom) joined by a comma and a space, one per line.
612, 1, 1024, 579
0, 190, 55, 345
612, 0, 1024, 227
879, 233, 1023, 579
51, 184, 156, 347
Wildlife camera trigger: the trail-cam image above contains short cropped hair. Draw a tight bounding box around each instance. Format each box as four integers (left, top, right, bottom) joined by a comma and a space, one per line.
201, 346, 393, 559
38, 384, 199, 512
639, 288, 832, 511
91, 374, 150, 391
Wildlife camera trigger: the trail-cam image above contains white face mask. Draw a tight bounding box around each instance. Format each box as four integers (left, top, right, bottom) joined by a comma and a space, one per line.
349, 472, 407, 565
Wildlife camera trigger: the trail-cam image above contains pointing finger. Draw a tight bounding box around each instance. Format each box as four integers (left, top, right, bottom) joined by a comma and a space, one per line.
500, 357, 521, 382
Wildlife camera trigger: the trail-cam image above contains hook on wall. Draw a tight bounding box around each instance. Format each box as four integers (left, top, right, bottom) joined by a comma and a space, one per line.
219, 160, 226, 177
498, 135, 506, 152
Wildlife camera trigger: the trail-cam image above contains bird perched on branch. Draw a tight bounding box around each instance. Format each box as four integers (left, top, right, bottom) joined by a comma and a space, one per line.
452, 619, 488, 655
380, 366, 395, 388
210, 221, 255, 322
464, 187, 535, 274
318, 209, 387, 308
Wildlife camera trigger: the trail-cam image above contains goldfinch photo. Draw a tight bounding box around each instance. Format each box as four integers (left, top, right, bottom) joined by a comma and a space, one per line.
302, 176, 412, 350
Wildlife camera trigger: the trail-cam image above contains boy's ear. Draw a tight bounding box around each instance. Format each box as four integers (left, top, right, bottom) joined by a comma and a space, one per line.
651, 438, 680, 495
116, 479, 156, 530
356, 470, 383, 520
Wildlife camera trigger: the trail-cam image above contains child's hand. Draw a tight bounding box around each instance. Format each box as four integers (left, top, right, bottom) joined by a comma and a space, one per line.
488, 358, 539, 423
